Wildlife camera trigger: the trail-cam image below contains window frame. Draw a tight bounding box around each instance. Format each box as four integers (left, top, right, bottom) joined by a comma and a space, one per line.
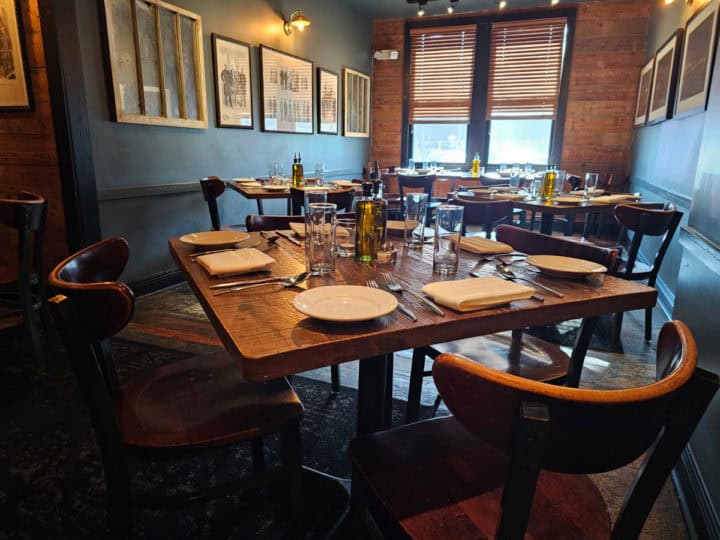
402, 8, 576, 170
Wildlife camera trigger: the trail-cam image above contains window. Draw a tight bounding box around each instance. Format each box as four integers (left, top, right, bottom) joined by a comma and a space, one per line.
408, 25, 477, 164
404, 13, 571, 168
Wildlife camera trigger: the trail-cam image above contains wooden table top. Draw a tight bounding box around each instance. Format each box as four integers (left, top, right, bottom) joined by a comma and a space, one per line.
226, 180, 291, 200
169, 235, 656, 382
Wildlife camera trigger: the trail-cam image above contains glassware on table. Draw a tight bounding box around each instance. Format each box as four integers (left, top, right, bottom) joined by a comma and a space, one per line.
540, 166, 557, 201
304, 190, 328, 214
377, 242, 397, 264
268, 162, 284, 182
307, 203, 336, 276
336, 218, 356, 258
498, 163, 508, 173
355, 182, 387, 262
584, 172, 600, 200
556, 169, 567, 194
403, 193, 429, 249
433, 205, 464, 275
315, 163, 326, 186
524, 163, 533, 175
471, 152, 481, 177
408, 158, 415, 171
529, 178, 541, 199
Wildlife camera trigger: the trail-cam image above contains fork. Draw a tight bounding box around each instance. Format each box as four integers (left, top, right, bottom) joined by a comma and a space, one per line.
367, 280, 417, 322
381, 273, 445, 317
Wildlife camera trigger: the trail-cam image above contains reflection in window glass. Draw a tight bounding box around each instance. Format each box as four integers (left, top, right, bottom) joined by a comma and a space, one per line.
487, 119, 553, 165
411, 124, 468, 164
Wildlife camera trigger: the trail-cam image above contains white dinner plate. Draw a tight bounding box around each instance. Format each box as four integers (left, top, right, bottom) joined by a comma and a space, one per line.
263, 184, 290, 191
552, 196, 585, 205
233, 178, 257, 183
293, 285, 398, 322
179, 230, 250, 248
526, 255, 607, 278
330, 180, 355, 187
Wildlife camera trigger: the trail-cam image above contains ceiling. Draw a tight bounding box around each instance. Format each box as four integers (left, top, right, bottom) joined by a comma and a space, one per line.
341, 0, 590, 19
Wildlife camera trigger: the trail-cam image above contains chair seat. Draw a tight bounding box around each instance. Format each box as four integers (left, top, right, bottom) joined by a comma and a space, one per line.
613, 259, 652, 279
117, 352, 303, 449
350, 416, 611, 540
431, 332, 569, 382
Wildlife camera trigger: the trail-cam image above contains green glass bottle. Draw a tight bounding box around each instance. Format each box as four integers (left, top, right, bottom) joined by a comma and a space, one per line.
541, 164, 557, 201
355, 182, 387, 262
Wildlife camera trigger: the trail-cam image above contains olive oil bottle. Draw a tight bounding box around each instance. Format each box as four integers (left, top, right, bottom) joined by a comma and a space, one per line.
355, 182, 387, 262
540, 164, 557, 200
292, 153, 304, 187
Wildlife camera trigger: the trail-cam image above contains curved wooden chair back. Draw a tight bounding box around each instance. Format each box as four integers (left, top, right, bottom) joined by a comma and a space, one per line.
452, 197, 514, 237
289, 187, 355, 215
613, 203, 682, 284
433, 320, 718, 537
246, 213, 357, 232
496, 224, 618, 269
199, 177, 226, 230
397, 174, 437, 214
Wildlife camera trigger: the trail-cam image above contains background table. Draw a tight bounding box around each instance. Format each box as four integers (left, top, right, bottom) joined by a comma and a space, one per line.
226, 180, 291, 215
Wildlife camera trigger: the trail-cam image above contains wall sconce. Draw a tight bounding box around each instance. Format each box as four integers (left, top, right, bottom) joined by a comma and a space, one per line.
283, 10, 311, 36
664, 0, 693, 4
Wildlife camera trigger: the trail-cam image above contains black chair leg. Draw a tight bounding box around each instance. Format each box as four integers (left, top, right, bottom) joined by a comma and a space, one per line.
251, 438, 265, 472
280, 423, 303, 536
383, 354, 394, 429
23, 301, 44, 365
330, 364, 340, 394
613, 311, 624, 350
645, 307, 652, 343
405, 348, 427, 424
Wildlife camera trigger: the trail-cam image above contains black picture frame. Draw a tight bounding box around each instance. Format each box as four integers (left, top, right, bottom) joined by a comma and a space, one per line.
342, 67, 370, 138
317, 67, 338, 135
0, 0, 33, 111
259, 45, 314, 134
634, 56, 655, 127
211, 34, 254, 129
647, 29, 683, 125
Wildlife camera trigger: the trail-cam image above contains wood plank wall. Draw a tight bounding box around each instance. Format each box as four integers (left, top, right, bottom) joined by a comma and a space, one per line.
0, 0, 67, 275
370, 0, 651, 182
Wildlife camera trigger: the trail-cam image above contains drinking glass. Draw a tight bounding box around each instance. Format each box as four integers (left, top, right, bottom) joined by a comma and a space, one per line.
584, 172, 600, 200
268, 161, 283, 180
304, 190, 327, 214
408, 158, 415, 171
336, 218, 356, 258
556, 170, 567, 194
498, 163, 508, 173
315, 162, 326, 186
433, 205, 464, 275
403, 193, 429, 249
524, 163, 533, 175
307, 203, 336, 276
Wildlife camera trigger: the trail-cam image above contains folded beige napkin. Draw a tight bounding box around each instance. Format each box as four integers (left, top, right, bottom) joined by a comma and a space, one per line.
196, 248, 275, 276
493, 193, 527, 201
458, 236, 514, 255
591, 194, 641, 204
239, 181, 262, 187
422, 277, 534, 312
299, 186, 330, 191
288, 222, 349, 238
233, 177, 256, 183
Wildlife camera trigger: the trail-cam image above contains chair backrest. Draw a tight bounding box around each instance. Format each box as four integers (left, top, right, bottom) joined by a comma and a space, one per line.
199, 177, 225, 230
433, 320, 718, 538
289, 187, 356, 215
613, 203, 682, 283
245, 212, 357, 232
496, 224, 618, 269
0, 191, 48, 291
451, 197, 514, 237
47, 237, 135, 489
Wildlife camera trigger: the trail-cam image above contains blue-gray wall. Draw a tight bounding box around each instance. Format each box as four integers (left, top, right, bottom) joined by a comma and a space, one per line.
627, 0, 701, 312
74, 0, 372, 281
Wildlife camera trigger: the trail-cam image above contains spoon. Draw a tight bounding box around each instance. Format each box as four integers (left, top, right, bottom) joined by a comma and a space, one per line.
213, 271, 312, 295
495, 264, 564, 298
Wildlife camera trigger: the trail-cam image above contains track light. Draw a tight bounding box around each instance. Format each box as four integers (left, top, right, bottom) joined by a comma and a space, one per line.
551, 0, 559, 4
418, 0, 427, 16
498, 0, 507, 8
448, 0, 458, 13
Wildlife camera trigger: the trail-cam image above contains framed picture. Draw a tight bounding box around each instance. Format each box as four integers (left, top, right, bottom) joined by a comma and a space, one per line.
676, 0, 720, 117
648, 30, 683, 125
102, 0, 207, 128
343, 67, 370, 138
317, 68, 338, 135
634, 57, 655, 127
259, 45, 313, 134
211, 34, 253, 129
0, 0, 32, 110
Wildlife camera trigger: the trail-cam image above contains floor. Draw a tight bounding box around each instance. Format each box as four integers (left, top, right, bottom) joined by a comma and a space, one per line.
120, 281, 689, 539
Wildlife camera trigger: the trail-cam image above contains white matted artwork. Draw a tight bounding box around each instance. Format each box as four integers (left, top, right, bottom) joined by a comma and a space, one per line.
343, 67, 370, 137
317, 68, 338, 134
211, 34, 253, 129
259, 45, 313, 134
0, 0, 32, 110
648, 30, 683, 125
634, 56, 655, 127
676, 0, 720, 117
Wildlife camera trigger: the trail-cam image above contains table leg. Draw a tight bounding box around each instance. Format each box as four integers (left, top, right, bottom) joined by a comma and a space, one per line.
540, 212, 554, 235
566, 316, 599, 388
383, 354, 394, 429
287, 197, 291, 215
356, 355, 388, 436
256, 199, 264, 215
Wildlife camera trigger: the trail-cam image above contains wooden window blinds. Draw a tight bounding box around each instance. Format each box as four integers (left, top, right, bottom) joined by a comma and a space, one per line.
409, 25, 477, 124
487, 17, 567, 119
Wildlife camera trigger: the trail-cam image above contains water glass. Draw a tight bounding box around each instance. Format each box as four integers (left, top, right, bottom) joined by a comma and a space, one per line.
307, 203, 336, 276
315, 162, 326, 186
304, 190, 327, 214
403, 193, 429, 249
336, 218, 356, 258
584, 172, 600, 199
433, 205, 464, 275
268, 161, 283, 179
524, 163, 533, 175
556, 170, 567, 194
408, 158, 415, 171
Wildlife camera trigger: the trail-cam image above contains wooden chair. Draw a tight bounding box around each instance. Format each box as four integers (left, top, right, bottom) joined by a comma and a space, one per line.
611, 203, 683, 346
289, 186, 355, 215
246, 214, 356, 394
397, 174, 440, 224
199, 176, 244, 231
0, 191, 49, 363
450, 196, 514, 238
47, 237, 303, 536
350, 321, 718, 539
404, 225, 618, 423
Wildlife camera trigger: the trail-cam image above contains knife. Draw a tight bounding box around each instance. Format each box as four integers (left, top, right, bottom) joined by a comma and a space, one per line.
210, 274, 294, 289
396, 302, 418, 322
403, 289, 445, 317
275, 229, 302, 246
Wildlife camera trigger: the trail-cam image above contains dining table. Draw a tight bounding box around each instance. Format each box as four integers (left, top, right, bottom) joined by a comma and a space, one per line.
225, 178, 292, 215
169, 233, 656, 439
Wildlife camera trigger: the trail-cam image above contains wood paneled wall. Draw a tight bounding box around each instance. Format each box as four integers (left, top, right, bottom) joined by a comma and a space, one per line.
370, 0, 651, 181
0, 0, 67, 274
